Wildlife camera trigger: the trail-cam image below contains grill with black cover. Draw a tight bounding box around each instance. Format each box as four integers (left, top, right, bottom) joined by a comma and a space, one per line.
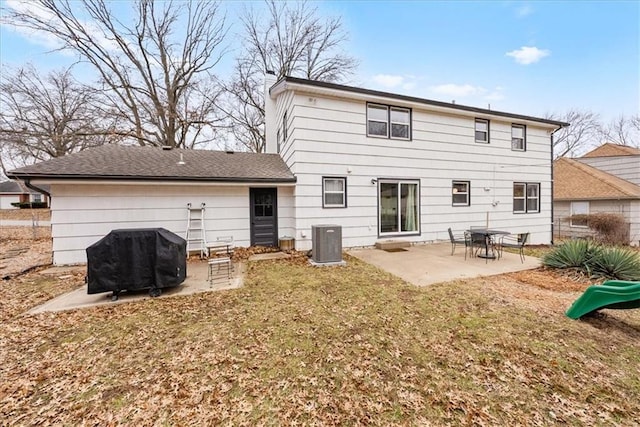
86, 228, 187, 300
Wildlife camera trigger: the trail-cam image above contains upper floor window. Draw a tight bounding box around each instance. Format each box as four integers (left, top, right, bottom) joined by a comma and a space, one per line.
367, 103, 411, 140
475, 119, 489, 143
511, 124, 526, 151
513, 182, 539, 213
323, 177, 347, 208
276, 129, 281, 153
282, 111, 288, 141
452, 181, 470, 206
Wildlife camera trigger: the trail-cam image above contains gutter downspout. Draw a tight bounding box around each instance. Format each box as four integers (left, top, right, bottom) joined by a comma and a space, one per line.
22, 178, 51, 198
550, 126, 564, 245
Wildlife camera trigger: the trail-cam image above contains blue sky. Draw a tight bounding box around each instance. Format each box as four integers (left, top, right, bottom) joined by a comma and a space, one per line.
1, 1, 638, 123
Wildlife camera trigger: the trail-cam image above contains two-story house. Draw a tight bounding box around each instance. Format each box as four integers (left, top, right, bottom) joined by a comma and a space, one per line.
8, 74, 568, 265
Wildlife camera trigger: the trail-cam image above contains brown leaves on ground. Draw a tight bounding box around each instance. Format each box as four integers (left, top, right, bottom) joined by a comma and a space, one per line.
1, 253, 639, 425
1, 226, 52, 279
0, 208, 51, 221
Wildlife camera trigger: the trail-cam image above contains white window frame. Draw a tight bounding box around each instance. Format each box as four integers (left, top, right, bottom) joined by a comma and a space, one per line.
322, 177, 347, 208
452, 181, 470, 206
513, 182, 540, 213
570, 201, 589, 227
378, 179, 420, 236
367, 103, 411, 140
511, 124, 526, 151
367, 104, 389, 138
390, 107, 411, 140
475, 118, 489, 143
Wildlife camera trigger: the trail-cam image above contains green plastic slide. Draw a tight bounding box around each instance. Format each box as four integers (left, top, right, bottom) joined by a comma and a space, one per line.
565, 280, 640, 320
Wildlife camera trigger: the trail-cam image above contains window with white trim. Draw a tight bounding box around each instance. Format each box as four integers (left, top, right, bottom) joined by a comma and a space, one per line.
276, 128, 281, 154
513, 182, 540, 213
452, 181, 470, 206
367, 103, 411, 140
475, 119, 489, 143
322, 177, 347, 208
511, 124, 526, 151
283, 111, 288, 141
570, 201, 589, 227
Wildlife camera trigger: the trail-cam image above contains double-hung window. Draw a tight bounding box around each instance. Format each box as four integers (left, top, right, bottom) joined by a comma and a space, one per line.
475, 119, 489, 143
511, 124, 526, 151
323, 177, 347, 208
452, 181, 470, 206
367, 103, 411, 140
513, 182, 540, 213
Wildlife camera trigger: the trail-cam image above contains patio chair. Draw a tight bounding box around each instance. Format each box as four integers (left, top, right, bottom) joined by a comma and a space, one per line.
498, 232, 529, 263
448, 228, 467, 257
470, 231, 490, 262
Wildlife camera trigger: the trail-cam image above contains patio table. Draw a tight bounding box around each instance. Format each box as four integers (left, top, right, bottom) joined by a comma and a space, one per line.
467, 229, 510, 259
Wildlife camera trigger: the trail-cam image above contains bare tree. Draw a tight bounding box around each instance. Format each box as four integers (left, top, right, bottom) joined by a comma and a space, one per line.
4, 0, 227, 148
601, 114, 640, 148
0, 65, 117, 171
546, 109, 602, 158
223, 0, 358, 152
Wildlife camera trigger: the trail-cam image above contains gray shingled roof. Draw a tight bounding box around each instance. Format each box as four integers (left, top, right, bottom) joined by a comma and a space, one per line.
0, 179, 49, 194
7, 145, 296, 183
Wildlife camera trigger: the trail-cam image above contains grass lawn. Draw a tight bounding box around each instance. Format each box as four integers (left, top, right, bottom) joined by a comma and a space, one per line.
1, 254, 639, 425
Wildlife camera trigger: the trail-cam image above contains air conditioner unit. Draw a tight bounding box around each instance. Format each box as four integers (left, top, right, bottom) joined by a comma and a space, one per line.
311, 224, 342, 263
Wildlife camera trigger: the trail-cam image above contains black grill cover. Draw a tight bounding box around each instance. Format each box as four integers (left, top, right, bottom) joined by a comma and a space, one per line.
86, 228, 187, 295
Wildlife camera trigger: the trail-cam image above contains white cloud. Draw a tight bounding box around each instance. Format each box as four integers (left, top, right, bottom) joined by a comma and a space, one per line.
516, 4, 533, 18
371, 74, 405, 88
506, 46, 550, 65
429, 83, 486, 98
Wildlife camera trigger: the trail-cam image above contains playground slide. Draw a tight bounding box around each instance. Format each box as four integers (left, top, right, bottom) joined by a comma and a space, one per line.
565, 280, 640, 320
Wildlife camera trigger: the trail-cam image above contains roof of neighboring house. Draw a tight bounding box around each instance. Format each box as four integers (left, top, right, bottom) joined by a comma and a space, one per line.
7, 145, 296, 183
0, 179, 49, 195
581, 143, 640, 158
272, 76, 570, 128
554, 157, 640, 201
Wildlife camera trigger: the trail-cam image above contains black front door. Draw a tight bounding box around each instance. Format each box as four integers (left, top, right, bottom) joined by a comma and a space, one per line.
250, 188, 278, 247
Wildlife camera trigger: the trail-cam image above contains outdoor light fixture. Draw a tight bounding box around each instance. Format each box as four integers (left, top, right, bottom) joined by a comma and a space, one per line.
371, 178, 377, 185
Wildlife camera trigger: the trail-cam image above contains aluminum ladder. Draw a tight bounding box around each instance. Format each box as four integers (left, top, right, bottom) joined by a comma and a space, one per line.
185, 203, 208, 258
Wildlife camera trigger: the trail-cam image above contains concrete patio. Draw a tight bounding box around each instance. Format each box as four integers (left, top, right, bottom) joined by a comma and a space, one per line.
348, 242, 540, 286
28, 260, 244, 314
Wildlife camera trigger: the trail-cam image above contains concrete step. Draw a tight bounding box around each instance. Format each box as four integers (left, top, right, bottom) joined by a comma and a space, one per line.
375, 240, 411, 250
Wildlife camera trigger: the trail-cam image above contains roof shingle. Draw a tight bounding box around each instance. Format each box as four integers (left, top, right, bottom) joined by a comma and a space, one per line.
553, 157, 640, 201
581, 143, 640, 158
7, 145, 296, 183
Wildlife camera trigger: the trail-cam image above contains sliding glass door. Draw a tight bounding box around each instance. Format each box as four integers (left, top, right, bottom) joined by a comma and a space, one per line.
379, 180, 419, 235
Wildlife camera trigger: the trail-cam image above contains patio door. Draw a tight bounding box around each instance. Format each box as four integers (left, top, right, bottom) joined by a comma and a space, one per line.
250, 188, 278, 247
379, 180, 419, 236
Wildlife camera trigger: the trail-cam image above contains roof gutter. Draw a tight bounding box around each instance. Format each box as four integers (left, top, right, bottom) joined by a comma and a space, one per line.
22, 178, 50, 198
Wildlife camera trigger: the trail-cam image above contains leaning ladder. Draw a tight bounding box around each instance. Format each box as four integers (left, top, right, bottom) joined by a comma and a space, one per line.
185, 203, 208, 258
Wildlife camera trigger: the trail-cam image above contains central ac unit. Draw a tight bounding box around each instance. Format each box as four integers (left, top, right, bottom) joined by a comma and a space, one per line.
311, 224, 342, 263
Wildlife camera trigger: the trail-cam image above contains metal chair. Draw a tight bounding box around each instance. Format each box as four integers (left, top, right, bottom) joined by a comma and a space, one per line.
448, 227, 467, 256
498, 232, 529, 263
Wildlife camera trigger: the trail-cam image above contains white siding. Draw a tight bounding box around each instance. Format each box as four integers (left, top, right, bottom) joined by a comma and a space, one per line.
279, 91, 555, 250
50, 183, 294, 265
577, 156, 640, 186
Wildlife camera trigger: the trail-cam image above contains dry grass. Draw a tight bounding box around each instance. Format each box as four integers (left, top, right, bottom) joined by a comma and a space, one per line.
1, 254, 639, 425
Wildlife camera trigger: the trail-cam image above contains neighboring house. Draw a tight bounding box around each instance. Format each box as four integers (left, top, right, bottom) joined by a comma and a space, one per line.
8, 75, 568, 265
553, 143, 640, 245
0, 179, 50, 209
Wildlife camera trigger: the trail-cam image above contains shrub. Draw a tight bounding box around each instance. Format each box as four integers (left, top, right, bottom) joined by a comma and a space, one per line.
569, 213, 629, 245
544, 240, 640, 281
9, 202, 48, 209
542, 239, 600, 270
590, 247, 640, 281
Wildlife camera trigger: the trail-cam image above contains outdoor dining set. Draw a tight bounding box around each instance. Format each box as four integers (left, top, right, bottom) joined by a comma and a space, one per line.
448, 227, 529, 263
